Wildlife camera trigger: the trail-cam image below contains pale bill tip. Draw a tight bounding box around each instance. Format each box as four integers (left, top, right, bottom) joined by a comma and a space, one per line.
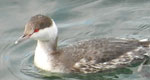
15, 41, 18, 44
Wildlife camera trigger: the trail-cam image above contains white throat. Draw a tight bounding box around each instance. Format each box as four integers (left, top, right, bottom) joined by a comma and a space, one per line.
33, 20, 63, 72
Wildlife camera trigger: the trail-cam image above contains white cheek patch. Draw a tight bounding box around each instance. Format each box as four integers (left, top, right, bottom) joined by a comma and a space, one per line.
31, 28, 50, 40
30, 19, 58, 41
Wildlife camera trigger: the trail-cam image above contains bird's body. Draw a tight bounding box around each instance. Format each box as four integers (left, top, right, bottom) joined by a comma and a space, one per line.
34, 37, 150, 73
16, 14, 150, 73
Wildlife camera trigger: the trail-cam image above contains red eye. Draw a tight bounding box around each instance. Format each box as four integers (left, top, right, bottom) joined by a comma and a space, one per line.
34, 29, 39, 32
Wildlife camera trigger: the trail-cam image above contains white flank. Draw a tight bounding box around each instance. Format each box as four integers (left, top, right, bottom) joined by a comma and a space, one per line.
139, 38, 149, 42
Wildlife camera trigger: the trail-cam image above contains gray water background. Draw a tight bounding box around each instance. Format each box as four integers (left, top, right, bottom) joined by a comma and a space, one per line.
0, 0, 150, 80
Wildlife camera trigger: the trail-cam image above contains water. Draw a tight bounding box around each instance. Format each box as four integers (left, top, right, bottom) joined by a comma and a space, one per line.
0, 0, 150, 80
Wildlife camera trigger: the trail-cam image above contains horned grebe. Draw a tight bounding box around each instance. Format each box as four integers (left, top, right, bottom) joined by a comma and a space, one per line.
15, 14, 150, 73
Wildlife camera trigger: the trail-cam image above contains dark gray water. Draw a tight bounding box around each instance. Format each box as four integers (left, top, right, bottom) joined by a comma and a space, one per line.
1, 0, 150, 80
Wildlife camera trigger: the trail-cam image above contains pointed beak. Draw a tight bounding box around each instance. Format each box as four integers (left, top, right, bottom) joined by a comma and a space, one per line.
15, 35, 30, 44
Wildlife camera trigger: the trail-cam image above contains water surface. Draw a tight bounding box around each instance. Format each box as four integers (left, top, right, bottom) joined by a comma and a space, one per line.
0, 0, 150, 80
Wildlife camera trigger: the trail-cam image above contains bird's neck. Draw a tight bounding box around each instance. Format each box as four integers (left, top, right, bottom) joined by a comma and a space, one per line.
34, 19, 61, 72
36, 38, 58, 53
34, 39, 58, 71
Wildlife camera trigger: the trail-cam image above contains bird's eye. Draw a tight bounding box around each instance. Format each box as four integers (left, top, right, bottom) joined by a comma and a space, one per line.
34, 29, 39, 32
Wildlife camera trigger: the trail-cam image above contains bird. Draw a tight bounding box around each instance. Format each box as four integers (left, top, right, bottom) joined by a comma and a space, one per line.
15, 14, 150, 73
